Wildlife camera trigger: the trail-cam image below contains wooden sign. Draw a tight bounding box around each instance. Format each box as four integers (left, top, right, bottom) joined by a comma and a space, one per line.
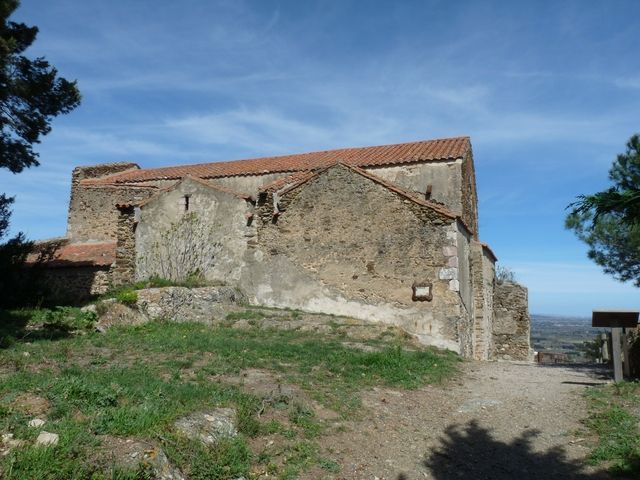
592, 310, 639, 328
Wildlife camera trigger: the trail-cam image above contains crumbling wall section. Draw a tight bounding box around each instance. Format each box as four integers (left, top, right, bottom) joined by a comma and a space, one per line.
492, 282, 532, 361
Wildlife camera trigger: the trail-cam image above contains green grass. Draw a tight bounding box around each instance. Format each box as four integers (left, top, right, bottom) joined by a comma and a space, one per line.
0, 307, 96, 348
585, 381, 640, 476
0, 310, 459, 479
101, 274, 214, 303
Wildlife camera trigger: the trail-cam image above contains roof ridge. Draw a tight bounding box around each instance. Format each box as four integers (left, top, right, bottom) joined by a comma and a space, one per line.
81, 136, 471, 185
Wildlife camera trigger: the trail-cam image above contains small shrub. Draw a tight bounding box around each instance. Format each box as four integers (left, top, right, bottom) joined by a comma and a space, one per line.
32, 306, 97, 331
116, 289, 138, 305
496, 265, 517, 285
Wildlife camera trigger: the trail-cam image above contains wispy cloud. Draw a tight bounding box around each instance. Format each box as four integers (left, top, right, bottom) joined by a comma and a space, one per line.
614, 76, 640, 89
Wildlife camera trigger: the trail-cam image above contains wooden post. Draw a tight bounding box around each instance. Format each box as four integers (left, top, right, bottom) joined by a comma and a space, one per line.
622, 328, 631, 378
611, 327, 623, 382
601, 333, 610, 362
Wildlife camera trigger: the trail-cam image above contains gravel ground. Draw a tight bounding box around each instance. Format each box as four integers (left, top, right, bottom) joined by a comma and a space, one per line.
313, 361, 614, 480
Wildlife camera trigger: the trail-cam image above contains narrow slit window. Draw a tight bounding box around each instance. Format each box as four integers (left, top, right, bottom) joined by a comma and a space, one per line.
184, 195, 190, 212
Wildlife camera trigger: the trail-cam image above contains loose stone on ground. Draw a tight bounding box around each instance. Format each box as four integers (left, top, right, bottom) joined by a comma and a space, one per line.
174, 408, 238, 446
35, 431, 59, 447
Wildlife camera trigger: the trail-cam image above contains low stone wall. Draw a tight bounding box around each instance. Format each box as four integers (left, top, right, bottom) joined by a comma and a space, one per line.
136, 286, 245, 323
41, 266, 112, 305
492, 282, 532, 361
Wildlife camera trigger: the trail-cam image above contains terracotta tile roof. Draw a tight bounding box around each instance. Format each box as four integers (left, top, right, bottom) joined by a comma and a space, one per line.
27, 241, 116, 268
82, 136, 470, 185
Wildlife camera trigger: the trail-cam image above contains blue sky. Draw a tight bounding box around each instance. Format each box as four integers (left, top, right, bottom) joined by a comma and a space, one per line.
1, 0, 639, 316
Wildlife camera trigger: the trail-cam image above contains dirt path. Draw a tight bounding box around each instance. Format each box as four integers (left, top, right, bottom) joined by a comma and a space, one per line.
313, 361, 613, 480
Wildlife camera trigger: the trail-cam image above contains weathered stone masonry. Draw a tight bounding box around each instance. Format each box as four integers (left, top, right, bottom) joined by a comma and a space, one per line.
36, 136, 531, 359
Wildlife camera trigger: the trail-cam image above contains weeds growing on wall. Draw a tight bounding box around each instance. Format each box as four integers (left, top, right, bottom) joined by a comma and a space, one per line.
496, 265, 518, 285
138, 213, 223, 282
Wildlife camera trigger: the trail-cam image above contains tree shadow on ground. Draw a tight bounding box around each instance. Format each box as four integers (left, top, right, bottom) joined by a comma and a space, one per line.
421, 420, 611, 480
0, 309, 75, 348
538, 362, 613, 382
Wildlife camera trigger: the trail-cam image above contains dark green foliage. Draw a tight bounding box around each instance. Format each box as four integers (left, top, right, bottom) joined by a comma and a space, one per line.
30, 306, 96, 331
0, 0, 81, 174
0, 0, 81, 307
0, 231, 33, 306
0, 238, 65, 308
567, 134, 640, 286
579, 334, 605, 363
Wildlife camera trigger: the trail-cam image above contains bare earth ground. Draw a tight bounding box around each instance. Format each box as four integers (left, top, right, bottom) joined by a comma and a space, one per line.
305, 361, 613, 480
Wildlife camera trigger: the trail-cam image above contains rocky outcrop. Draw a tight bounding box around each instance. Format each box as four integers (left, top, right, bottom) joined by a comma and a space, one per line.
136, 286, 245, 323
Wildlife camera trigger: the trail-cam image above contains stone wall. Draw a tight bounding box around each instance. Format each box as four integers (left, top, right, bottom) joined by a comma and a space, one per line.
492, 282, 532, 361
114, 206, 136, 286
66, 159, 479, 245
136, 286, 244, 322
60, 158, 521, 357
135, 178, 253, 284
368, 156, 478, 240
367, 160, 462, 213
40, 266, 112, 304
131, 164, 473, 352
68, 184, 157, 242
208, 172, 289, 196
460, 151, 479, 238
470, 242, 496, 360
247, 164, 466, 351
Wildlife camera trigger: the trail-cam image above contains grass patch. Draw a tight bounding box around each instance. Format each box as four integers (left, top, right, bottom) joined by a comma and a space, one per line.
163, 434, 252, 480
0, 311, 459, 478
585, 381, 640, 476
114, 289, 138, 305
0, 307, 96, 348
101, 273, 214, 303
225, 310, 266, 322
